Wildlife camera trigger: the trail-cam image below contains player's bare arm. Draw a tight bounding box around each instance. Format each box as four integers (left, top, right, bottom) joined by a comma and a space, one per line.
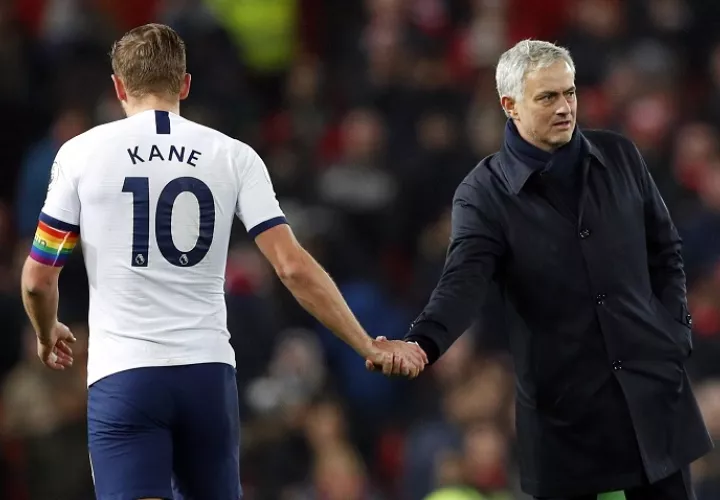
254, 224, 428, 377
21, 256, 76, 370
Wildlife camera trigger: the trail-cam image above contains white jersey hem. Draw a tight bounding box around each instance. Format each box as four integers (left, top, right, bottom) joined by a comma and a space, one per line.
87, 354, 237, 387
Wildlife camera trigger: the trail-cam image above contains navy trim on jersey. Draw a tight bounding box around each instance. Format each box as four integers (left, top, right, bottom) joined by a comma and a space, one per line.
155, 111, 171, 134
247, 216, 288, 238
39, 212, 81, 234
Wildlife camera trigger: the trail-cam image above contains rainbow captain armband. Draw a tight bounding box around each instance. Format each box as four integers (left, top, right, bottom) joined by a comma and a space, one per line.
29, 214, 80, 267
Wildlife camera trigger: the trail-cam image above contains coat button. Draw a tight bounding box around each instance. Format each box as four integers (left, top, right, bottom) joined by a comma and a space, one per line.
686, 314, 693, 327
579, 228, 591, 239
595, 293, 607, 305
612, 360, 623, 370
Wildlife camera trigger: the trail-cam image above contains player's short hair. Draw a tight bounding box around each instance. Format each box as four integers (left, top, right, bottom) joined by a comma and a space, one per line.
495, 39, 575, 102
110, 23, 186, 99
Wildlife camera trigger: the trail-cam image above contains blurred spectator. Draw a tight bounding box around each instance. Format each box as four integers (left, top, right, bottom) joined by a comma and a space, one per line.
301, 443, 385, 500
318, 107, 397, 261
245, 328, 326, 417
14, 107, 89, 239
1, 323, 92, 500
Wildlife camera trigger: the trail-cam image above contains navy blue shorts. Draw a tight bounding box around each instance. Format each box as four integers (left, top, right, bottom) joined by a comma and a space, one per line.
87, 363, 241, 500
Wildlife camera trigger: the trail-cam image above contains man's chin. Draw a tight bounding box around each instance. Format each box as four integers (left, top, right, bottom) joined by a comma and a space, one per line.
549, 130, 574, 148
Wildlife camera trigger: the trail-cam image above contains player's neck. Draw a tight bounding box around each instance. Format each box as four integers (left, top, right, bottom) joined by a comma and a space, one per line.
123, 97, 180, 117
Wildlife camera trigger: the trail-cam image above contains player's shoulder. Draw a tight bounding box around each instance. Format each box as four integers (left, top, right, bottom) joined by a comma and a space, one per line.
54, 120, 122, 164
61, 122, 103, 148
176, 116, 259, 159
177, 115, 232, 139
174, 115, 237, 146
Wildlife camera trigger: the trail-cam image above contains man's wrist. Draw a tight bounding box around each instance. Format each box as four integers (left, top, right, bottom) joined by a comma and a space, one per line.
404, 335, 440, 364
34, 319, 57, 346
356, 335, 375, 358
36, 328, 54, 345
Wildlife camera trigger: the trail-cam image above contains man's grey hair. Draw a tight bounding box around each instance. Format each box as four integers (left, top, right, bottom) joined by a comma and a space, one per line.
495, 39, 575, 102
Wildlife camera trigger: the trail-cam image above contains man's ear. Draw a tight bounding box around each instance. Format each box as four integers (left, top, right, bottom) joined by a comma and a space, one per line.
500, 96, 519, 120
111, 75, 127, 102
179, 73, 191, 101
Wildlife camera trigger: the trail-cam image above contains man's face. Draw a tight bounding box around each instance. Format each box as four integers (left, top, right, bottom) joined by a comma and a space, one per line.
505, 60, 577, 152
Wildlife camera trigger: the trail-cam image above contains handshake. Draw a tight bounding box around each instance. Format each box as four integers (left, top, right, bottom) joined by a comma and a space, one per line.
363, 336, 429, 379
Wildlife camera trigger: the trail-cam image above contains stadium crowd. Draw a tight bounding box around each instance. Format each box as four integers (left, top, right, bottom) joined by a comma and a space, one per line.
0, 0, 719, 499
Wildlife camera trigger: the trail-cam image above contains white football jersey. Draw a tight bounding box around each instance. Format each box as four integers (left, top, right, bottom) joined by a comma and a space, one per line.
39, 110, 286, 386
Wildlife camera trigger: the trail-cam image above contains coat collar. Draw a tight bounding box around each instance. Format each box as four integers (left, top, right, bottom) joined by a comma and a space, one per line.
499, 123, 608, 194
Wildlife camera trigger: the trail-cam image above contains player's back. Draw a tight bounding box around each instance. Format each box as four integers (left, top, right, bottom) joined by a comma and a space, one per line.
61, 110, 281, 385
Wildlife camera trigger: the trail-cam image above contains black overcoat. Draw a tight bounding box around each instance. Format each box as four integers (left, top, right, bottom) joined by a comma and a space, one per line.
406, 129, 714, 497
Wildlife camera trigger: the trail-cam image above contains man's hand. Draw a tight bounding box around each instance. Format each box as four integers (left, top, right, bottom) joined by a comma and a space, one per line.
37, 322, 76, 370
364, 336, 428, 378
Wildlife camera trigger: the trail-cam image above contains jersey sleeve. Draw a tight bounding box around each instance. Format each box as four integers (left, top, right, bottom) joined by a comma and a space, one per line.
235, 145, 288, 238
29, 145, 81, 267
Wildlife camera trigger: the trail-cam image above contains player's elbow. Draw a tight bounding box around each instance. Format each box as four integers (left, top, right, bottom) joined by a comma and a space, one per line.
23, 278, 52, 297
276, 258, 307, 283
255, 224, 314, 284
274, 248, 312, 284
21, 259, 57, 296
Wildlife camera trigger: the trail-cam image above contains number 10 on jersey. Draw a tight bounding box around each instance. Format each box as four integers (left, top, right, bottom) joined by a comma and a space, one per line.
122, 176, 215, 268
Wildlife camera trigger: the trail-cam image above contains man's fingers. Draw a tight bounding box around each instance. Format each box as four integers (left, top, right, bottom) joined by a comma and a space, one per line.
44, 352, 65, 370
38, 344, 73, 370
397, 357, 408, 377
408, 357, 420, 378
383, 353, 394, 376
410, 344, 428, 365
406, 350, 421, 368
394, 353, 405, 375
55, 353, 73, 367
403, 348, 424, 373
406, 357, 421, 378
53, 346, 73, 367
57, 340, 73, 356
400, 356, 415, 377
411, 352, 426, 377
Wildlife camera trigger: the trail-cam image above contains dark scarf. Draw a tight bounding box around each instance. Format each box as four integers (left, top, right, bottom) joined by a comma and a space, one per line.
503, 119, 586, 207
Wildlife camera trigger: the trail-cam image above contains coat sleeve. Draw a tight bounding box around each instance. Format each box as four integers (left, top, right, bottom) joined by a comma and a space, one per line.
635, 145, 692, 327
404, 181, 506, 363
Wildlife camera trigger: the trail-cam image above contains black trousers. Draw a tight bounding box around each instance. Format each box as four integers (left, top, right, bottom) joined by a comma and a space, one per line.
534, 467, 696, 500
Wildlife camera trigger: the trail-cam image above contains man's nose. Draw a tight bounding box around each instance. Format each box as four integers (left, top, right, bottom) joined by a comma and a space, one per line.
556, 98, 571, 115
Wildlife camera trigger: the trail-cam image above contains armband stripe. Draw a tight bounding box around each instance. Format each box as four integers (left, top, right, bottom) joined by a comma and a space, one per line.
29, 218, 79, 267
